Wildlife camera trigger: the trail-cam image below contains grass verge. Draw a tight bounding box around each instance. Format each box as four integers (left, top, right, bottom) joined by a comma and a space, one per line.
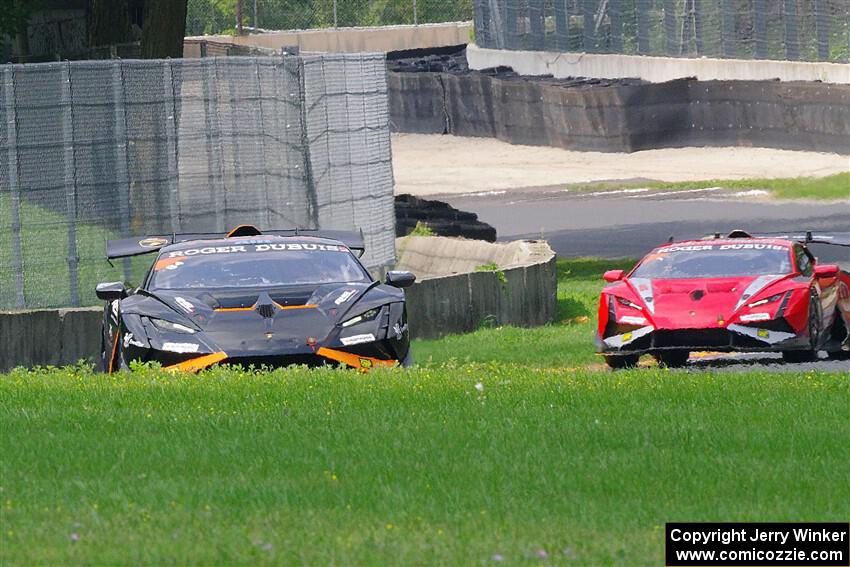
414, 258, 637, 368
568, 172, 850, 200
1, 365, 847, 565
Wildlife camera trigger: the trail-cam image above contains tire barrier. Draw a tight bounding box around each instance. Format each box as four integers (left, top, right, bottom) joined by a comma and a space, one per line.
387, 62, 850, 154
395, 194, 497, 242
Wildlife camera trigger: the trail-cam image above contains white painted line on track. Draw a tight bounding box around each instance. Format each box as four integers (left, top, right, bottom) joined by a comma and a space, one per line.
626, 187, 724, 198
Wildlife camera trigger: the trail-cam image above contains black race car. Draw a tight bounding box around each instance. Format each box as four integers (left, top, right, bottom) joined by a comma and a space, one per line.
96, 225, 415, 372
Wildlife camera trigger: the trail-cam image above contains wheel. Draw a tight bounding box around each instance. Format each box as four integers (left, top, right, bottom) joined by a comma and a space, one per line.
826, 309, 849, 360
782, 294, 820, 363
782, 350, 817, 363
100, 334, 110, 373
655, 350, 690, 368
604, 354, 640, 369
826, 349, 849, 361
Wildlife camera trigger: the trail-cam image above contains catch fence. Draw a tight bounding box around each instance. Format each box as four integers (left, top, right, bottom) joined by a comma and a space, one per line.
474, 0, 850, 63
186, 0, 474, 35
0, 54, 395, 310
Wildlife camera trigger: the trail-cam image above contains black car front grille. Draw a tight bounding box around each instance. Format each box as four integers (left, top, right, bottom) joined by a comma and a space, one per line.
653, 329, 731, 348
255, 303, 275, 318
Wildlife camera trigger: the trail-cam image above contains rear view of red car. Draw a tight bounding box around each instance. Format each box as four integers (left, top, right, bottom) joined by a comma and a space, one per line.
596, 231, 850, 368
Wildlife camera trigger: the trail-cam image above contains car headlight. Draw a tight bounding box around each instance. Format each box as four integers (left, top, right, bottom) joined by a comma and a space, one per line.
341, 308, 380, 328
616, 296, 643, 311
148, 317, 196, 334
747, 292, 784, 308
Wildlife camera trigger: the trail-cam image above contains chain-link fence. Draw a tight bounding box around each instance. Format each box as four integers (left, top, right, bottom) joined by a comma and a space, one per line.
186, 0, 474, 35
474, 0, 849, 63
0, 54, 394, 310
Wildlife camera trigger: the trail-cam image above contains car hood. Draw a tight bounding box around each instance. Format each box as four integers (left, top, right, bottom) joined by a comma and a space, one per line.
627, 274, 790, 329
122, 282, 403, 356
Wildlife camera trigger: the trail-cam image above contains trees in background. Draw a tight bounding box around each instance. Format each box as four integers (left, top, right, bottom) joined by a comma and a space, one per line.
140, 0, 189, 58
87, 0, 132, 47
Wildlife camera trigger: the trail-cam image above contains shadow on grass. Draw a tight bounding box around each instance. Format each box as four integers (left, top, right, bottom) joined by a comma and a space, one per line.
558, 297, 588, 321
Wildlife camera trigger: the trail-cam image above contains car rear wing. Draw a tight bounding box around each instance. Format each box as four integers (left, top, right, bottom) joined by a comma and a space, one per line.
106, 226, 366, 260
702, 230, 850, 247
752, 231, 850, 247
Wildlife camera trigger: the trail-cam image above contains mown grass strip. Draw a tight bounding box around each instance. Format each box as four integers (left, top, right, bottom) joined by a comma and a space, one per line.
1, 365, 847, 565
567, 172, 850, 201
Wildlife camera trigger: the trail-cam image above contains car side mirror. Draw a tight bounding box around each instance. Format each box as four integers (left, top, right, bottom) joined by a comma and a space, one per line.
603, 270, 625, 283
385, 271, 416, 288
814, 264, 839, 278
96, 281, 127, 302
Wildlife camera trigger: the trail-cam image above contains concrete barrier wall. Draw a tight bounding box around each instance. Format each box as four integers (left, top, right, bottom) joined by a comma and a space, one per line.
467, 44, 850, 85
404, 257, 558, 339
397, 236, 558, 339
185, 23, 471, 57
0, 307, 102, 371
388, 69, 850, 154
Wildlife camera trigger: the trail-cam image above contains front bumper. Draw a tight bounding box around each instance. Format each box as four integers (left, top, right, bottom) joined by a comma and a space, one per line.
161, 347, 398, 372
597, 323, 809, 354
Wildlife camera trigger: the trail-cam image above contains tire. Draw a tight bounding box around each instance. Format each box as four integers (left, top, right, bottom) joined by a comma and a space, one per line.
604, 354, 640, 369
782, 294, 820, 363
826, 309, 850, 360
100, 334, 110, 373
655, 350, 690, 368
826, 349, 849, 361
401, 349, 414, 368
782, 350, 817, 363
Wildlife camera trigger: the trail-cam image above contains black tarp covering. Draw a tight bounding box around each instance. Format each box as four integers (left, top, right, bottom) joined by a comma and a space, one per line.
388, 67, 850, 154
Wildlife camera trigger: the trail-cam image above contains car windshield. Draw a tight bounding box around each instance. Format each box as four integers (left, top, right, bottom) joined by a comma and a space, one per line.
148, 242, 370, 289
631, 243, 792, 279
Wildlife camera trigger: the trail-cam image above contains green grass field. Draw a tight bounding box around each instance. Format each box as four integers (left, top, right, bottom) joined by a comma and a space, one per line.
1, 366, 847, 565
569, 172, 850, 201
2, 258, 848, 565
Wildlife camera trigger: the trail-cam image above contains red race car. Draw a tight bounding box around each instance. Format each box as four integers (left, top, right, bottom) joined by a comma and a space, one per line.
596, 231, 850, 368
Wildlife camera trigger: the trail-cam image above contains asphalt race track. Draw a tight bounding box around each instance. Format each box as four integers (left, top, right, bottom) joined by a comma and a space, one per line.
443, 187, 850, 371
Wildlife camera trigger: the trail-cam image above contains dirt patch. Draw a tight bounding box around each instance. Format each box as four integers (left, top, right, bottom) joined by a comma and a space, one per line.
392, 133, 850, 196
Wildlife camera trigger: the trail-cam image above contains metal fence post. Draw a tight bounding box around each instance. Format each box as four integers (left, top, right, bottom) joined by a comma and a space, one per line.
783, 0, 799, 60
721, 0, 736, 57
488, 0, 505, 50
693, 0, 704, 55
162, 60, 181, 233
60, 62, 80, 307
333, 0, 338, 28
297, 57, 319, 229
3, 67, 25, 309
664, 0, 677, 55
609, 0, 623, 53
553, 0, 569, 51
636, 0, 651, 54
530, 0, 545, 50
753, 0, 768, 59
208, 58, 226, 231
254, 59, 272, 228
253, 0, 258, 29
582, 0, 595, 53
413, 0, 418, 25
112, 60, 133, 283
814, 0, 830, 61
